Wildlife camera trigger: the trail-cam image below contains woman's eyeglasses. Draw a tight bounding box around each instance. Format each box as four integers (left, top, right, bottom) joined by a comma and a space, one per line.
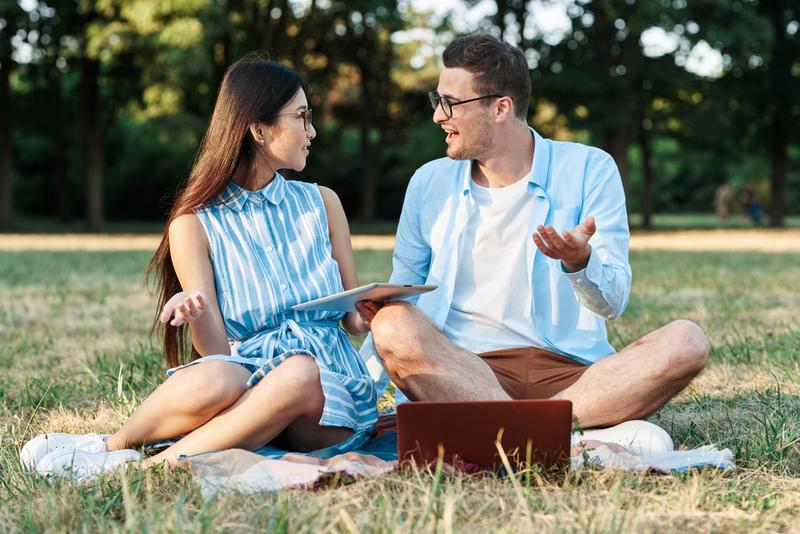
264, 109, 313, 131
428, 91, 502, 119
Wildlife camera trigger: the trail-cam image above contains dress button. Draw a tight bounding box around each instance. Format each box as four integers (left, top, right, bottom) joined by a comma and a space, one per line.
266, 246, 274, 252
280, 283, 288, 290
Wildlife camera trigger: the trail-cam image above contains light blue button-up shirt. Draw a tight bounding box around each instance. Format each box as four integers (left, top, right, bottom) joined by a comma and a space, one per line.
361, 128, 631, 396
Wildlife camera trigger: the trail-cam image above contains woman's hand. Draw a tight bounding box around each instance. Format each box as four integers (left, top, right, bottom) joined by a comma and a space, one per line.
159, 290, 207, 326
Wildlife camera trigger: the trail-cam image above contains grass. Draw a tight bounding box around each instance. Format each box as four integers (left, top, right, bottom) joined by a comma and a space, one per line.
1, 241, 799, 531
626, 213, 800, 230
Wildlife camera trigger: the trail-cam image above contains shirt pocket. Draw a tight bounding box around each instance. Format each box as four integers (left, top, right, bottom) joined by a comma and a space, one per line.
546, 206, 581, 232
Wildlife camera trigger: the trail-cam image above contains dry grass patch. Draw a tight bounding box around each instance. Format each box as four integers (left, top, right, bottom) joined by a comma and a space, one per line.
3, 228, 800, 252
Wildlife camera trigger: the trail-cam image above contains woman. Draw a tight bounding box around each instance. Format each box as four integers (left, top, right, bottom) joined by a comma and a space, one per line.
21, 53, 380, 480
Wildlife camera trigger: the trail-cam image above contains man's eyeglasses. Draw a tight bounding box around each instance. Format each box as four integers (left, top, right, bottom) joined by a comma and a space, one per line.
428, 91, 502, 118
264, 109, 313, 131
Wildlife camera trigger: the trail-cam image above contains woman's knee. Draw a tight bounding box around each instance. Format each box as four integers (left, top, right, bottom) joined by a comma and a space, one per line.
278, 354, 321, 384
169, 360, 249, 414
270, 355, 325, 412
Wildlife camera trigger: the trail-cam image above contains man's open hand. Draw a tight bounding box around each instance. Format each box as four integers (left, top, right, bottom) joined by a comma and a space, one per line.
532, 217, 596, 272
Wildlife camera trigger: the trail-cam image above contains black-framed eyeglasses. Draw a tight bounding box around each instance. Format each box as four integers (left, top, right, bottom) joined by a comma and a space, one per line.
428, 91, 502, 118
263, 108, 313, 131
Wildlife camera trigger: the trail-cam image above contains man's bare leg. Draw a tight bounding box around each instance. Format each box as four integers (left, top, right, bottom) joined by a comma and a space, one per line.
553, 320, 710, 428
370, 302, 509, 401
371, 304, 709, 428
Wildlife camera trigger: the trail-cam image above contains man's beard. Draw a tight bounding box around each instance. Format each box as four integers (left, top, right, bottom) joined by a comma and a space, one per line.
446, 116, 495, 161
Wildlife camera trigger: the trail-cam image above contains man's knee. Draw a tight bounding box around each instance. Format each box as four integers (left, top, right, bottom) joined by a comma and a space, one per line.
656, 320, 710, 381
371, 302, 425, 359
370, 302, 434, 379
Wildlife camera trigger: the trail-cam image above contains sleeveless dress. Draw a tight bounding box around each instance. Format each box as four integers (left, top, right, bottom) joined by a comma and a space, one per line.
167, 174, 378, 449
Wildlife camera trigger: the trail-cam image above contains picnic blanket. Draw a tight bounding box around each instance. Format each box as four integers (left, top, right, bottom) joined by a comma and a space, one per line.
181, 416, 735, 496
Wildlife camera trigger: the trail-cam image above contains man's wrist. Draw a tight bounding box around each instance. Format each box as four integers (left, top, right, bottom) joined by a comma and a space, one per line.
561, 246, 591, 273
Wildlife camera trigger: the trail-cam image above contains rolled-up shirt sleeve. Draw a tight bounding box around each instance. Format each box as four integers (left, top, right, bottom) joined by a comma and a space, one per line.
561, 152, 632, 320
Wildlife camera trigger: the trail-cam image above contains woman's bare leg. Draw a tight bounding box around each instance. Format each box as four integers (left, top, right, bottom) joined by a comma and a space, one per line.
142, 355, 353, 466
105, 360, 251, 451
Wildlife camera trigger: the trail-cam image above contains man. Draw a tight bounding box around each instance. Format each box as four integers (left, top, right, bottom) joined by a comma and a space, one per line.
357, 34, 709, 429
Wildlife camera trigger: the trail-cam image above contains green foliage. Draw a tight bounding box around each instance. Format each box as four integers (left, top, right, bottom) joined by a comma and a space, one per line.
105, 116, 202, 220
1, 0, 798, 227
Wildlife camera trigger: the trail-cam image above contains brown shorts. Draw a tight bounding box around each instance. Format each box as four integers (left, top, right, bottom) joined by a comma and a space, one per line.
479, 347, 588, 400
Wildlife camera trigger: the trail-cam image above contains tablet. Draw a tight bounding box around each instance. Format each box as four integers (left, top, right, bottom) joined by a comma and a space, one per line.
292, 283, 437, 312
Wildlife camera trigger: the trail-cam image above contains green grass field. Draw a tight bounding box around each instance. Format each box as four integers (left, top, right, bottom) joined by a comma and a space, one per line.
1, 243, 799, 532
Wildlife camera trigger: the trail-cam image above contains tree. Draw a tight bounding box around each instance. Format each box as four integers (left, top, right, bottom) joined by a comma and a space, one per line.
0, 0, 25, 230
77, 0, 217, 229
315, 0, 402, 221
686, 0, 800, 227
492, 0, 691, 224
761, 0, 797, 227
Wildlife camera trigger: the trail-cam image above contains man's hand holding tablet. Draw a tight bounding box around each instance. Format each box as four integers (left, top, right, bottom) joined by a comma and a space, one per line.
354, 300, 383, 328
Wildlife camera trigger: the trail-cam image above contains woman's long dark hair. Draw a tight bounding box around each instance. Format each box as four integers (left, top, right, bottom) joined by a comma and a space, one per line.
148, 52, 307, 368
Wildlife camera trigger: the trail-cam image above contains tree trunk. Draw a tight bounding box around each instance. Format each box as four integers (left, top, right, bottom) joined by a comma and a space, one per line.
637, 120, 654, 229
768, 112, 786, 228
292, 0, 317, 70
56, 144, 72, 224
214, 26, 231, 92
81, 55, 104, 231
494, 0, 507, 40
509, 2, 530, 50
602, 126, 630, 199
47, 54, 73, 224
359, 124, 380, 222
0, 25, 14, 230
266, 0, 290, 52
766, 0, 788, 227
358, 60, 378, 222
594, 4, 630, 205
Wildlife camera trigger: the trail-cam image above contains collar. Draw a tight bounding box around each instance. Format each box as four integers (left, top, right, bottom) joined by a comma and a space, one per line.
219, 173, 287, 211
460, 127, 549, 196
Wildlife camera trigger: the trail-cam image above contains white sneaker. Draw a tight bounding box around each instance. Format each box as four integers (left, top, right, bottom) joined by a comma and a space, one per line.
20, 433, 110, 470
36, 448, 141, 482
571, 420, 674, 456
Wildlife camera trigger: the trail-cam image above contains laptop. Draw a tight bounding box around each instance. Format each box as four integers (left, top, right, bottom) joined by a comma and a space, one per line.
396, 400, 572, 470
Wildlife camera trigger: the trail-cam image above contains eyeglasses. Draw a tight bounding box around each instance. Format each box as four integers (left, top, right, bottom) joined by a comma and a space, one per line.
428, 91, 502, 118
264, 109, 313, 131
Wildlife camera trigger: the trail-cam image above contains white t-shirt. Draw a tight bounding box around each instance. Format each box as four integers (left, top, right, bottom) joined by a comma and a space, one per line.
442, 174, 547, 354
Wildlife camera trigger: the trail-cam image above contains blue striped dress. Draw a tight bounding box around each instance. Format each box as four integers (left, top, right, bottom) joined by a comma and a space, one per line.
167, 173, 377, 449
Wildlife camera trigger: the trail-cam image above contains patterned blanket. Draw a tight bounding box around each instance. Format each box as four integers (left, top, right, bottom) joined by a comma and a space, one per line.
182, 416, 735, 496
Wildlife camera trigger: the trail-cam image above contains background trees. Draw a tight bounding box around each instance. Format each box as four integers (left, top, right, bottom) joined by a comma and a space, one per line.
1, 0, 797, 229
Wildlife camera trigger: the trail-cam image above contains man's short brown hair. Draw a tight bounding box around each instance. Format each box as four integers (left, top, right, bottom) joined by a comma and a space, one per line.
442, 34, 531, 121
